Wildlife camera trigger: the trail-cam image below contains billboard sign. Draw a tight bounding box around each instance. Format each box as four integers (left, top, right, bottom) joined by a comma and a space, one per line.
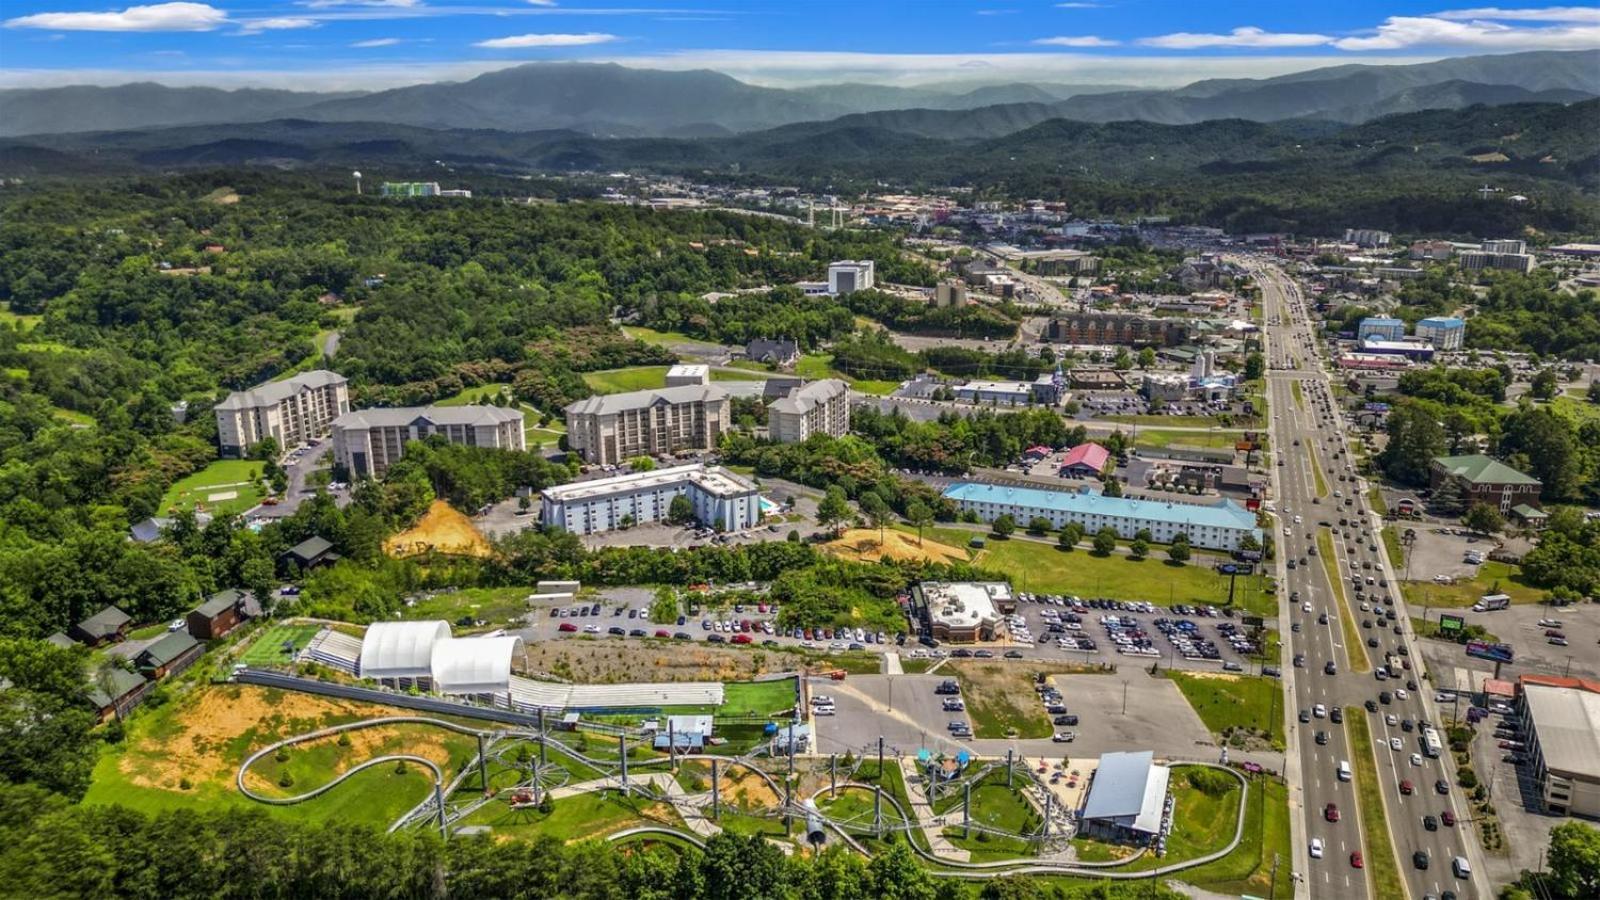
1438, 614, 1465, 635
1217, 563, 1255, 576
1465, 640, 1514, 664
1241, 615, 1265, 627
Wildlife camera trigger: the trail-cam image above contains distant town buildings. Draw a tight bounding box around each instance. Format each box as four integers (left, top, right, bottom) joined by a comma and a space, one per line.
1460, 238, 1536, 274
1045, 313, 1192, 348
954, 380, 1034, 407
942, 482, 1262, 551
539, 463, 761, 535
215, 370, 350, 458
1409, 239, 1454, 261
564, 384, 731, 466
1416, 316, 1466, 350
380, 182, 472, 199
1343, 228, 1393, 249
767, 379, 850, 443
332, 405, 526, 478
932, 281, 969, 308
827, 260, 876, 295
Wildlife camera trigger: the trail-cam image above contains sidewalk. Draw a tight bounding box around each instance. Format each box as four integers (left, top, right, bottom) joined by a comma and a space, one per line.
897, 758, 970, 861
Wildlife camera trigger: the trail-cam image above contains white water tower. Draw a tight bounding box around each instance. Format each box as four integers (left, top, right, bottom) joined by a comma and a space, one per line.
353, 171, 362, 195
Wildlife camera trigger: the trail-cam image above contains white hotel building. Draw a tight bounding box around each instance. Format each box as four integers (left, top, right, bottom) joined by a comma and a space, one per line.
332, 405, 525, 478
215, 370, 350, 457
540, 463, 762, 535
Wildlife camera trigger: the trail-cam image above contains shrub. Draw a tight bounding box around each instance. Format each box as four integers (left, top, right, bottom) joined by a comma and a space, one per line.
1186, 767, 1236, 798
275, 748, 290, 763
337, 733, 352, 748
178, 777, 192, 790
278, 772, 294, 788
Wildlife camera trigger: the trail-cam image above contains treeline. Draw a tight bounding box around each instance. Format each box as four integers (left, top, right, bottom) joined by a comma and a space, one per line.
851, 406, 1083, 473
1463, 271, 1600, 361
0, 790, 1188, 900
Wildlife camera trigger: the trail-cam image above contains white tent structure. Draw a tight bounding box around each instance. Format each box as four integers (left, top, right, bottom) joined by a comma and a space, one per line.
359, 620, 451, 682
431, 635, 526, 695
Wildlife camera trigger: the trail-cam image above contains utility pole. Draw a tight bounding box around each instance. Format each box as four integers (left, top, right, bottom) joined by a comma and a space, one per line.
1122, 680, 1129, 715
878, 736, 885, 781
830, 753, 837, 796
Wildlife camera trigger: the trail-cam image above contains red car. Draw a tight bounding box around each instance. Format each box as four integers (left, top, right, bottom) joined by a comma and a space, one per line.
1324, 803, 1340, 822
1350, 851, 1364, 869
1399, 780, 1414, 795
654, 629, 671, 638
558, 622, 577, 632
731, 633, 752, 644
1441, 810, 1455, 827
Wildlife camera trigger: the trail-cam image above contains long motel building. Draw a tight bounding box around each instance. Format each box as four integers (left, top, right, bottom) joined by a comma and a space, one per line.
539, 463, 762, 535
332, 405, 525, 478
942, 482, 1262, 552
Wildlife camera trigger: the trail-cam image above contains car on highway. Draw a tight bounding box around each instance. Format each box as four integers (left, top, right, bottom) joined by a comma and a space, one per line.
1324, 803, 1340, 822
1400, 780, 1414, 795
1350, 851, 1364, 869
1413, 850, 1430, 870
1411, 753, 1423, 766
1330, 707, 1343, 724
1435, 778, 1450, 795
1313, 704, 1327, 718
1390, 737, 1403, 751
1309, 838, 1324, 859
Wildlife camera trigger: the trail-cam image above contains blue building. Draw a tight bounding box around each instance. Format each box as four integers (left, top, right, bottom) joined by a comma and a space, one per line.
539, 463, 761, 535
1416, 316, 1466, 350
942, 483, 1261, 552
1357, 316, 1406, 342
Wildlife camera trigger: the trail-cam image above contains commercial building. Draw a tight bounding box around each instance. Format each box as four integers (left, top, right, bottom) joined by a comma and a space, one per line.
954, 380, 1035, 407
1359, 338, 1435, 361
539, 463, 761, 535
665, 364, 710, 387
1140, 372, 1189, 402
1068, 369, 1126, 390
827, 260, 876, 295
1429, 454, 1542, 514
1078, 751, 1172, 842
358, 620, 527, 698
1516, 676, 1600, 818
1460, 239, 1536, 274
1058, 443, 1111, 479
1343, 228, 1392, 249
912, 581, 1015, 643
1356, 316, 1406, 342
564, 384, 731, 467
767, 379, 850, 443
942, 482, 1262, 551
1416, 316, 1466, 350
1046, 313, 1191, 348
215, 370, 350, 457
932, 281, 968, 308
1409, 240, 1454, 261
332, 405, 525, 478
1548, 243, 1600, 259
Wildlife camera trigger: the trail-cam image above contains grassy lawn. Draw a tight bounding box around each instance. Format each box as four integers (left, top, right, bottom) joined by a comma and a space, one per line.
458, 787, 681, 842
710, 368, 766, 383
1319, 529, 1370, 673
797, 352, 899, 395
1309, 448, 1329, 497
892, 522, 981, 556
946, 662, 1063, 739
975, 537, 1270, 611
1346, 708, 1406, 900
1165, 776, 1293, 899
1369, 486, 1389, 516
1120, 766, 1241, 869
1400, 560, 1542, 609
933, 772, 1040, 861
0, 302, 43, 329
1132, 429, 1242, 450
1101, 414, 1235, 428
158, 458, 266, 517
1292, 380, 1305, 410
1166, 671, 1285, 747
435, 382, 512, 406
1545, 395, 1600, 427
900, 658, 938, 674
816, 785, 909, 832
239, 624, 325, 666
720, 679, 797, 717
1411, 616, 1499, 644
583, 366, 670, 394
53, 406, 96, 426
620, 325, 724, 349
400, 587, 532, 630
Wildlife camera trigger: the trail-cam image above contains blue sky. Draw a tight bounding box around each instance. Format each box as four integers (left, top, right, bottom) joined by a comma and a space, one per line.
1, 1, 1596, 89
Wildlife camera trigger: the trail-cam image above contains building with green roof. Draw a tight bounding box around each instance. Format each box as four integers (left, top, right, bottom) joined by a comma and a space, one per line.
1430, 454, 1541, 514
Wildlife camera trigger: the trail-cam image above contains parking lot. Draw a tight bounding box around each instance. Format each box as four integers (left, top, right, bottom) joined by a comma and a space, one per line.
993, 593, 1278, 674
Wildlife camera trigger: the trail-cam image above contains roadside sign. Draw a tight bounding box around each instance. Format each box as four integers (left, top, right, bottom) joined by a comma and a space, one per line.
1438, 614, 1465, 635
1465, 640, 1514, 663
1241, 615, 1265, 627
1217, 562, 1255, 576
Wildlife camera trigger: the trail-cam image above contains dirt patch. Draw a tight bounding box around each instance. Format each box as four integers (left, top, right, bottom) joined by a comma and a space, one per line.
385, 500, 493, 558
522, 639, 815, 684
824, 528, 965, 564
121, 685, 429, 792
1175, 671, 1242, 683
722, 766, 780, 810
1469, 152, 1510, 163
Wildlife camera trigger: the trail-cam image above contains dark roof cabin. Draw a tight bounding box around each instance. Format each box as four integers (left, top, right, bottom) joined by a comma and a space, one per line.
86, 668, 150, 721
69, 605, 131, 646
281, 535, 338, 571
136, 631, 204, 679
188, 589, 252, 640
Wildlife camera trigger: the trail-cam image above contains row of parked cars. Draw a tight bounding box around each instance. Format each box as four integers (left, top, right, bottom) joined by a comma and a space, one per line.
1035, 679, 1078, 742
935, 680, 973, 738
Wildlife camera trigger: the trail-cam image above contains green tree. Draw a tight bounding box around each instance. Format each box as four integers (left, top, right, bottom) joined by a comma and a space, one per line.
1168, 539, 1191, 564
905, 500, 934, 547
1243, 352, 1265, 381
991, 514, 1016, 539
1586, 380, 1600, 405
1546, 820, 1600, 899
668, 494, 695, 525
1378, 403, 1448, 486
1102, 476, 1123, 498
1137, 347, 1157, 370
1113, 348, 1133, 371
860, 492, 893, 545
1530, 368, 1559, 400
816, 487, 852, 538
1059, 521, 1084, 550
648, 587, 679, 624
627, 455, 656, 472
1462, 501, 1504, 535
1092, 526, 1117, 555
1027, 516, 1052, 536
1130, 538, 1150, 559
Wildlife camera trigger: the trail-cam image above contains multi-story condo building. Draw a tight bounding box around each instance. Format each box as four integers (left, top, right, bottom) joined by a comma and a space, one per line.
332, 406, 525, 478
943, 482, 1262, 552
1415, 316, 1466, 350
539, 463, 761, 535
1356, 316, 1406, 341
215, 370, 350, 458
564, 385, 731, 466
1045, 313, 1191, 348
1343, 228, 1393, 249
827, 260, 875, 295
767, 379, 850, 443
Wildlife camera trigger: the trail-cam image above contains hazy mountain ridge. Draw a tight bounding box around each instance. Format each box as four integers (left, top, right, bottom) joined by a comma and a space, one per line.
1, 50, 1595, 139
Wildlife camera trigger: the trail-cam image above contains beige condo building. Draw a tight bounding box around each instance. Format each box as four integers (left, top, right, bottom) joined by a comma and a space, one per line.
767, 379, 850, 443
564, 385, 731, 466
332, 405, 525, 478
214, 370, 349, 457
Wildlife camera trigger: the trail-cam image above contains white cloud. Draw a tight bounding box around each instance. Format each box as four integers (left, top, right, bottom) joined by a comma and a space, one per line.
1055, 2, 1103, 7
1139, 26, 1332, 49
1333, 15, 1600, 50
1033, 35, 1119, 47
1431, 7, 1600, 23
298, 0, 420, 7
235, 16, 317, 34
5, 1, 227, 31
474, 32, 618, 48
351, 37, 403, 46
527, 0, 557, 5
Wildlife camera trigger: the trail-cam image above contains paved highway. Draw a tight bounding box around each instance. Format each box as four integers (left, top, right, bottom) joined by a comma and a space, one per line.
1255, 260, 1492, 900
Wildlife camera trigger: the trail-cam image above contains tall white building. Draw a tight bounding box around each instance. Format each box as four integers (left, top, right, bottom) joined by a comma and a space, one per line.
827, 260, 876, 295
332, 406, 525, 478
214, 370, 350, 458
539, 463, 761, 535
564, 385, 731, 466
767, 379, 850, 443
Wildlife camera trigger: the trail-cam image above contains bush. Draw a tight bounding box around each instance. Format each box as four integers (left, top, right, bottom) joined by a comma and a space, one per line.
1458, 767, 1479, 789
538, 793, 554, 814
1185, 767, 1236, 798
337, 733, 352, 748
275, 748, 290, 763
395, 760, 408, 775
178, 777, 192, 790
278, 772, 294, 788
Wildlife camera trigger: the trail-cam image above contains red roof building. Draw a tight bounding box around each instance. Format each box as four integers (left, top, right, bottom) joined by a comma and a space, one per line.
1059, 443, 1111, 478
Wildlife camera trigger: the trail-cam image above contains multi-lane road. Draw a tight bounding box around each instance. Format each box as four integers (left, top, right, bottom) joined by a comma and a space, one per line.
1256, 260, 1491, 900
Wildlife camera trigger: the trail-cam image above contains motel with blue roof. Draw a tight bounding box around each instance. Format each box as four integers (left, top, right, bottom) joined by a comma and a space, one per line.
942, 482, 1262, 552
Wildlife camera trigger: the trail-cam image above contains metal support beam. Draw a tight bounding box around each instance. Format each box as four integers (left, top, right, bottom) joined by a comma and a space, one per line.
711, 758, 721, 820
963, 781, 972, 839
619, 734, 630, 797
476, 734, 489, 795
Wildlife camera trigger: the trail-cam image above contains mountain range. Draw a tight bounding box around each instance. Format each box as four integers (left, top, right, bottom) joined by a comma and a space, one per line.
1, 50, 1595, 139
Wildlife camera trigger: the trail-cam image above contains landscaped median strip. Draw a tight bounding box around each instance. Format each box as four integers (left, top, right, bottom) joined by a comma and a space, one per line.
1308, 447, 1329, 498
1344, 707, 1407, 900
1317, 530, 1370, 673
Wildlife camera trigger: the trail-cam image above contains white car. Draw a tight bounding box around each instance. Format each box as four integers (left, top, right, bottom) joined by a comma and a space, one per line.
1394, 688, 1409, 700
1303, 603, 1313, 613
1313, 704, 1327, 718
1309, 838, 1324, 859
1389, 737, 1403, 751
583, 624, 600, 634
812, 705, 835, 717
1386, 714, 1398, 726
1410, 753, 1422, 767
811, 695, 834, 706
